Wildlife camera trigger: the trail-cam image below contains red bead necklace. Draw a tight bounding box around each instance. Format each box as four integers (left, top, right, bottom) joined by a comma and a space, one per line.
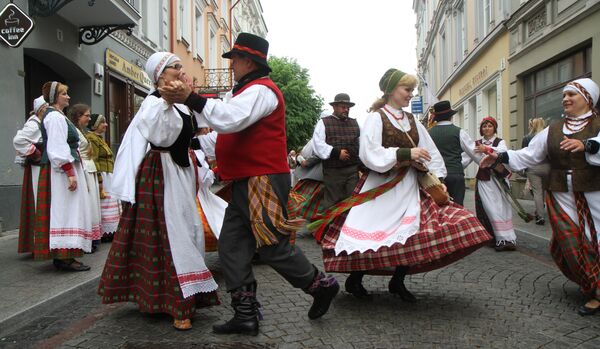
383, 106, 404, 120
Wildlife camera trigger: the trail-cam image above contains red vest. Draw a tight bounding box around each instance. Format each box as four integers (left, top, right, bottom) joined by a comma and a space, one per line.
215, 77, 289, 180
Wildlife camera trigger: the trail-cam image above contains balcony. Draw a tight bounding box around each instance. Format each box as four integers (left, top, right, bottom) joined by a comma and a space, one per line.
29, 0, 140, 26
198, 68, 233, 93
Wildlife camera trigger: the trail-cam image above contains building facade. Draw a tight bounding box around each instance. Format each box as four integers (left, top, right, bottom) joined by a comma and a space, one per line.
414, 0, 519, 178
0, 0, 267, 231
506, 0, 600, 148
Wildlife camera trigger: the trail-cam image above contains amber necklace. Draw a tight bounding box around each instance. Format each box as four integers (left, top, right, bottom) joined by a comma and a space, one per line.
383, 106, 404, 120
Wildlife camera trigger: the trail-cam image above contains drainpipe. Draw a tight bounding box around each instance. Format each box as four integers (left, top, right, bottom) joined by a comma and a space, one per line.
170, 0, 175, 53
229, 0, 242, 46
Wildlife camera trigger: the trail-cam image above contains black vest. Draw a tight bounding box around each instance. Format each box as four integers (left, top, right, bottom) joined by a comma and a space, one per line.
149, 91, 198, 167
428, 124, 463, 174
40, 107, 80, 165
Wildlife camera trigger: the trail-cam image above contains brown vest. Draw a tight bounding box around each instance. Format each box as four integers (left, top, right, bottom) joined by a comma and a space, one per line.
379, 110, 419, 149
547, 116, 600, 192
322, 115, 360, 168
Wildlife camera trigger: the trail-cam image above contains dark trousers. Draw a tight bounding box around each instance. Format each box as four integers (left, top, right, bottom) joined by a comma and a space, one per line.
218, 173, 315, 291
444, 173, 465, 206
321, 165, 359, 211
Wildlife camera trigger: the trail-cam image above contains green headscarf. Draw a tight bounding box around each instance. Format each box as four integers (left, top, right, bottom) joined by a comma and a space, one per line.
379, 68, 406, 95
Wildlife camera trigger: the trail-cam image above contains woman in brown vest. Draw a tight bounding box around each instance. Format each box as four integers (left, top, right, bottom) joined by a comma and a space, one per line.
482, 78, 600, 315
317, 68, 491, 301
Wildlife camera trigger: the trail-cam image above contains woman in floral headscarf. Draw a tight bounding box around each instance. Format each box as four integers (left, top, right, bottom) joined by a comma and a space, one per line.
98, 52, 218, 330
481, 78, 600, 316
462, 116, 517, 252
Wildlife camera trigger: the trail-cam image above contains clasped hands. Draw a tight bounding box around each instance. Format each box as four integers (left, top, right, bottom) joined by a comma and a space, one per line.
158, 80, 192, 105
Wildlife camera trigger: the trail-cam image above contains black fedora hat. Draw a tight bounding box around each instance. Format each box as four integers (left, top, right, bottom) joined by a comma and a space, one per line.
222, 32, 271, 72
431, 100, 457, 120
329, 93, 355, 107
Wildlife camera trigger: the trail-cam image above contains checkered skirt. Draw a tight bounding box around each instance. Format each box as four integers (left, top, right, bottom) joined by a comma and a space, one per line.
287, 179, 323, 220
321, 174, 491, 275
547, 192, 600, 295
98, 151, 218, 320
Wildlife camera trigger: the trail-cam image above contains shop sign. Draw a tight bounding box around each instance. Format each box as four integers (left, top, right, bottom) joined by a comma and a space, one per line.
105, 49, 152, 89
459, 66, 489, 97
0, 3, 34, 48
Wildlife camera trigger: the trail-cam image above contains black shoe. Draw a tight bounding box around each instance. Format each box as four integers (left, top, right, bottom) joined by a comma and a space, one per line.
308, 281, 339, 319
578, 303, 600, 316
344, 273, 371, 299
213, 282, 260, 336
389, 266, 416, 303
53, 259, 91, 272
535, 217, 545, 225
304, 269, 339, 320
389, 279, 417, 303
495, 240, 517, 252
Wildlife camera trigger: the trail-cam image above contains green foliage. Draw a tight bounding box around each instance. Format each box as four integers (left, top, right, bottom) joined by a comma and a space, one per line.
268, 56, 323, 151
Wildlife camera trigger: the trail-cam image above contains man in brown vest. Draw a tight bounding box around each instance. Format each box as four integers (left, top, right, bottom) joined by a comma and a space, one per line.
311, 93, 360, 211
311, 93, 369, 298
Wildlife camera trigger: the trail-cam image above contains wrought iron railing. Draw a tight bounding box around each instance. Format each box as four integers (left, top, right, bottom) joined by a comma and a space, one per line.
199, 68, 232, 93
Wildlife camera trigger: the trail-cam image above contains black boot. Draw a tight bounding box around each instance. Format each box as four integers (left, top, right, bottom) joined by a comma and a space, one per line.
303, 267, 339, 320
344, 271, 371, 299
213, 282, 260, 336
389, 266, 416, 303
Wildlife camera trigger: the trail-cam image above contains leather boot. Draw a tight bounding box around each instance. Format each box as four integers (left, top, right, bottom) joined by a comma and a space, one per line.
345, 271, 371, 299
389, 266, 416, 303
303, 266, 339, 319
213, 282, 260, 336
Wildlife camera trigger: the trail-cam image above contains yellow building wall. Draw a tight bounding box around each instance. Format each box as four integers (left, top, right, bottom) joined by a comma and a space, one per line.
438, 32, 510, 139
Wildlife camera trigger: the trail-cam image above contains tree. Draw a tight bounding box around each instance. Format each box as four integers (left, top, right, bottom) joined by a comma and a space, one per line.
268, 56, 323, 151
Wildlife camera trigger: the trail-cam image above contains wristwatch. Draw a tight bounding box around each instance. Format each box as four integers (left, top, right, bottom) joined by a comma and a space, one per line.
584, 139, 600, 154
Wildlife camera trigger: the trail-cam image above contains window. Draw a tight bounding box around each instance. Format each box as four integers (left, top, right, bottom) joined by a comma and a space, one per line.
208, 28, 217, 69
440, 24, 448, 81
523, 48, 592, 129
221, 0, 229, 24
142, 2, 160, 46
454, 3, 465, 64
195, 6, 204, 59
180, 0, 192, 45
476, 0, 493, 42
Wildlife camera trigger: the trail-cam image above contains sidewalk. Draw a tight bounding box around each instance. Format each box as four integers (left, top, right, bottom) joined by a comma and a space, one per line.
0, 231, 110, 336
0, 188, 552, 337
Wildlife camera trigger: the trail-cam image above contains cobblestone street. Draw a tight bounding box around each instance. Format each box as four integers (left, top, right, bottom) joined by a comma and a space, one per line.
2, 233, 600, 349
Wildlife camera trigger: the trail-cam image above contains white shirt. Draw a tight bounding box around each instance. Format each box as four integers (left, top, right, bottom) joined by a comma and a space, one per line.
194, 83, 278, 134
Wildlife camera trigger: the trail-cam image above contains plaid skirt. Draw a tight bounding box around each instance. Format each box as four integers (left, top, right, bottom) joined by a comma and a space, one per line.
321, 174, 491, 275
287, 179, 323, 220
548, 192, 600, 296
18, 164, 35, 253
98, 151, 219, 320
28, 165, 84, 260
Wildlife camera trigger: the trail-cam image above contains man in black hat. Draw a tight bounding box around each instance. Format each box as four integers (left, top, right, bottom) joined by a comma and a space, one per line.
428, 100, 474, 205
311, 93, 361, 211
159, 32, 339, 336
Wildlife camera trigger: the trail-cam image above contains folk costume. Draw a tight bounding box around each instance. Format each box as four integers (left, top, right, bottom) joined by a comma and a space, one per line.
86, 114, 120, 240
36, 98, 94, 262
182, 33, 339, 336
494, 78, 600, 313
76, 126, 102, 244
317, 69, 491, 300
287, 138, 325, 221
311, 93, 360, 211
427, 100, 468, 205
98, 52, 218, 328
192, 129, 227, 253
14, 96, 46, 254
463, 117, 517, 251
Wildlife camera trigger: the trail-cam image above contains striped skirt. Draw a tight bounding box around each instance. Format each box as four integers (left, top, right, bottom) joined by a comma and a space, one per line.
98, 152, 218, 320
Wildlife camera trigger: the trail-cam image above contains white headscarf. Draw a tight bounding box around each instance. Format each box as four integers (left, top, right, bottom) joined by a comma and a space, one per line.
144, 52, 181, 92
563, 78, 599, 109
33, 95, 48, 115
